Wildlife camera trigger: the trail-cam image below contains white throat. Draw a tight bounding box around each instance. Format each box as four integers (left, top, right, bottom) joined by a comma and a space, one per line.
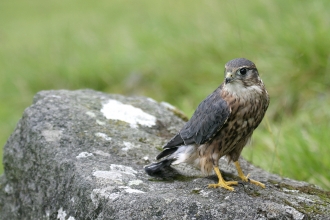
224, 81, 263, 99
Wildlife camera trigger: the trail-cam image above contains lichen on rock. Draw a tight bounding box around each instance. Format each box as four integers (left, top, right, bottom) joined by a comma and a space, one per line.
0, 89, 329, 219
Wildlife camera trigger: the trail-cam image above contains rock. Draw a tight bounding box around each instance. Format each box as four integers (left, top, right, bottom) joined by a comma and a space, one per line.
0, 89, 329, 220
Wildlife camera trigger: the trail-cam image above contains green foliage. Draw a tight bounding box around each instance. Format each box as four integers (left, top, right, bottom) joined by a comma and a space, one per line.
1, 0, 329, 189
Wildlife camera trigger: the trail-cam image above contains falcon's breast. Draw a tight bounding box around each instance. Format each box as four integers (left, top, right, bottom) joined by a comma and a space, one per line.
212, 79, 269, 157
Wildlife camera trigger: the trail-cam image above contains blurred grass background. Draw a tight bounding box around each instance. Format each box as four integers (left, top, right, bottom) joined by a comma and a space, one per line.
1, 0, 329, 189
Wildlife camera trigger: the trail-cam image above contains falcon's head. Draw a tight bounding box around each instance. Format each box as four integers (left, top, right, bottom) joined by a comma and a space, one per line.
224, 58, 261, 88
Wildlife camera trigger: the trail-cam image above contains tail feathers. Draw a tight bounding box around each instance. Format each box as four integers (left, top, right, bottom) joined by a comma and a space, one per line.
156, 147, 178, 160
144, 159, 174, 176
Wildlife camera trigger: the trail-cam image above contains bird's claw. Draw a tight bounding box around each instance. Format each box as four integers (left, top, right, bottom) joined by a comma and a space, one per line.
208, 181, 238, 191
234, 162, 266, 189
239, 173, 265, 188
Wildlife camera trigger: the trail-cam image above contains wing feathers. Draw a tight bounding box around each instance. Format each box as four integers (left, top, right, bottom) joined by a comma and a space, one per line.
163, 85, 230, 148
163, 134, 184, 149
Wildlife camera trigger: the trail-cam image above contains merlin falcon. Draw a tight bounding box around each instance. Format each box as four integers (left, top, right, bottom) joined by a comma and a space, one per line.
145, 58, 269, 191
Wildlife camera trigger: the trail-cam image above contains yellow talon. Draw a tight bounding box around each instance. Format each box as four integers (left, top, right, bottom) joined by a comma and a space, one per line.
234, 161, 265, 188
208, 166, 238, 191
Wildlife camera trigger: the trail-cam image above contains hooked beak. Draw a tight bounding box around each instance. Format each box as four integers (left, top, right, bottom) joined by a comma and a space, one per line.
225, 72, 234, 84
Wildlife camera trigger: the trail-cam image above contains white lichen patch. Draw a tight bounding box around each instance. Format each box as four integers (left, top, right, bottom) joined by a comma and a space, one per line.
95, 132, 112, 141
96, 120, 106, 125
93, 164, 137, 184
67, 217, 76, 220
122, 141, 133, 151
122, 141, 140, 151
42, 130, 62, 142
283, 188, 299, 193
119, 186, 145, 194
93, 150, 111, 157
164, 198, 173, 204
199, 189, 211, 197
76, 152, 93, 159
128, 180, 143, 186
142, 156, 150, 162
101, 99, 156, 128
108, 192, 121, 201
93, 171, 123, 182
4, 184, 13, 194
109, 164, 137, 176
285, 206, 305, 220
57, 207, 67, 220
85, 111, 96, 117
297, 196, 314, 203
49, 95, 62, 99
125, 188, 145, 194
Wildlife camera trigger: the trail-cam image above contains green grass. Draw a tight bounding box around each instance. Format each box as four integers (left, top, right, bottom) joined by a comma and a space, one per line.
1, 0, 330, 189
243, 94, 330, 189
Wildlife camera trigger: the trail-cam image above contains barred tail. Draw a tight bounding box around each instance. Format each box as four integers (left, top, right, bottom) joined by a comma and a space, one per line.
144, 159, 174, 176
145, 145, 198, 176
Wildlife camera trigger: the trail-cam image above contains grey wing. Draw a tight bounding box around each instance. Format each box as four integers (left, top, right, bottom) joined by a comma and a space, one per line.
163, 86, 231, 148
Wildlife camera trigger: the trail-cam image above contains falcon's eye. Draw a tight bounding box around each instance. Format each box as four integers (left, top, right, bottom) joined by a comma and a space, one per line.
239, 68, 247, 75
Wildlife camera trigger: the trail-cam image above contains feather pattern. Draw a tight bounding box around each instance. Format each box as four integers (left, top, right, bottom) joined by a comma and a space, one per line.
162, 85, 230, 150
145, 58, 269, 176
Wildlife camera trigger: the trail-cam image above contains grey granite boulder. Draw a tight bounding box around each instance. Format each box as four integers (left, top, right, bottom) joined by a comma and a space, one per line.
0, 89, 329, 220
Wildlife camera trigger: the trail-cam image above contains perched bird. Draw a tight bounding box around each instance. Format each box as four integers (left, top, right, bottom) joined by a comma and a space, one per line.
145, 58, 269, 191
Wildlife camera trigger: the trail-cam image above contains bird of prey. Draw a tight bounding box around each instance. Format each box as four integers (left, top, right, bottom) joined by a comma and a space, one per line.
145, 58, 269, 191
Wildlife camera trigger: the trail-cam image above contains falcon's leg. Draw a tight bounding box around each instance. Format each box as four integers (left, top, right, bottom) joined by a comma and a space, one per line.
208, 166, 238, 191
234, 161, 265, 188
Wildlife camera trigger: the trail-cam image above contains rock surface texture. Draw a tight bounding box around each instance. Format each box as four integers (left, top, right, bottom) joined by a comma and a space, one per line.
0, 89, 329, 220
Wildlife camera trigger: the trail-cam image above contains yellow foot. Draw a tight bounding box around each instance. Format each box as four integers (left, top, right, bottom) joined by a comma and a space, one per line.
208, 181, 238, 191
240, 173, 265, 188
234, 161, 265, 188
209, 166, 238, 191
